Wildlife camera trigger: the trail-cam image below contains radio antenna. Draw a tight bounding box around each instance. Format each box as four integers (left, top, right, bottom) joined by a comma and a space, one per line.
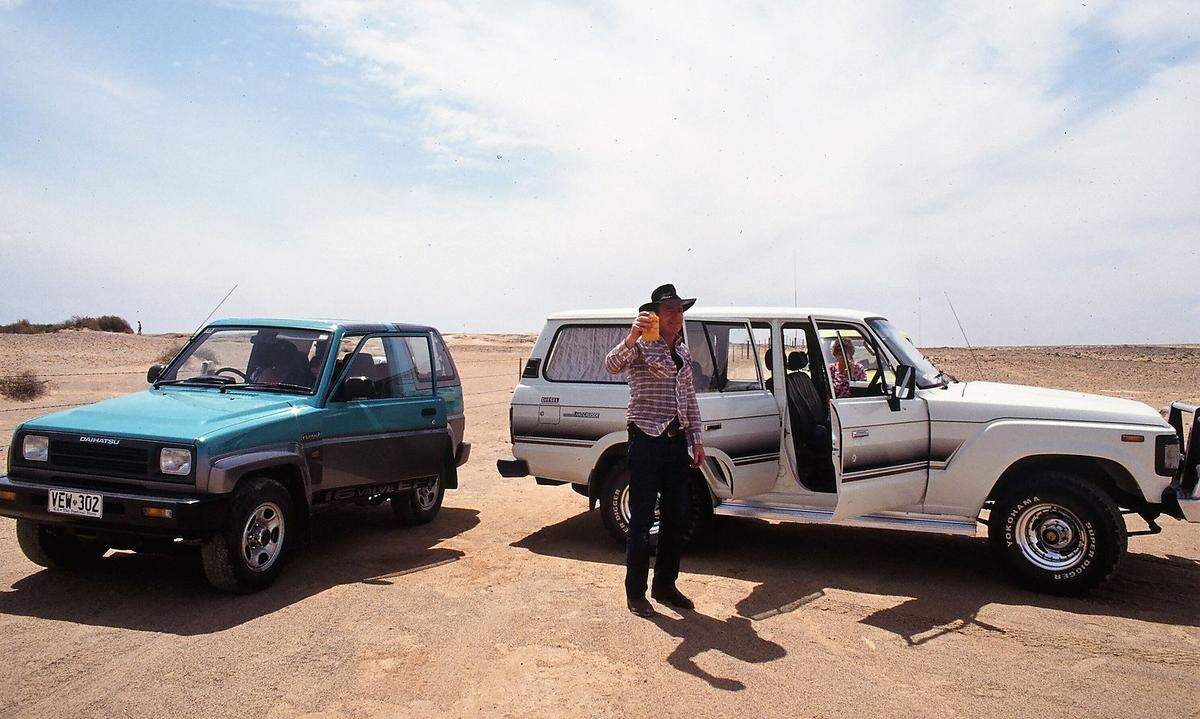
944, 292, 983, 379
194, 283, 239, 336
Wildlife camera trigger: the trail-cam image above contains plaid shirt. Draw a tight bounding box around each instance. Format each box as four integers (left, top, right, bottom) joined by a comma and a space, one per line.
605, 336, 703, 449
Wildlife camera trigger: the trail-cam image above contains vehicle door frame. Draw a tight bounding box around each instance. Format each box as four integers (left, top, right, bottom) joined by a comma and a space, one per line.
809, 316, 931, 520
308, 330, 449, 503
687, 318, 782, 500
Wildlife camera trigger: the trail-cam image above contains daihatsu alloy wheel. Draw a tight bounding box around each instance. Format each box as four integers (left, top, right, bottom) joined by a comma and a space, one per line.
202, 476, 293, 593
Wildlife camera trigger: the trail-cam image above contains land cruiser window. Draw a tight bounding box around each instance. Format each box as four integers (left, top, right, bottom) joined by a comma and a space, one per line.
545, 324, 630, 383
685, 322, 715, 392
694, 322, 763, 392
431, 333, 460, 386
160, 327, 330, 394
866, 318, 945, 388
814, 322, 891, 398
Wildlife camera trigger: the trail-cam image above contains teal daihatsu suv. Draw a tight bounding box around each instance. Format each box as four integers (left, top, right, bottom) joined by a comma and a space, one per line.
0, 318, 469, 592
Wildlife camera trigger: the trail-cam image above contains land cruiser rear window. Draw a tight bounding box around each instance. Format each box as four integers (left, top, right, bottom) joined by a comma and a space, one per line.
690, 322, 764, 392
544, 324, 629, 383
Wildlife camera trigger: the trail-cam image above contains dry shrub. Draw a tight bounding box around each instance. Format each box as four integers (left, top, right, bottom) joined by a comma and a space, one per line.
156, 343, 185, 364
0, 315, 134, 334
0, 371, 48, 402
155, 342, 214, 365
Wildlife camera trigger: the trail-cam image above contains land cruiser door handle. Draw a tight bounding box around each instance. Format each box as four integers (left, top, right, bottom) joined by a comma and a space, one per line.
421, 407, 436, 417
705, 423, 722, 431
851, 429, 870, 438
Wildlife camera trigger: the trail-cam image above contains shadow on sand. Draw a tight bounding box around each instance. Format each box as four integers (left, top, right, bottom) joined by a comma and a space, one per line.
512, 509, 1200, 687
0, 505, 479, 635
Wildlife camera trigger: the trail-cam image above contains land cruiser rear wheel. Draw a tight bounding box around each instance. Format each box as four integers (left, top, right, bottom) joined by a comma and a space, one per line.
988, 471, 1125, 595
599, 460, 711, 550
16, 520, 107, 569
201, 476, 293, 593
392, 467, 446, 526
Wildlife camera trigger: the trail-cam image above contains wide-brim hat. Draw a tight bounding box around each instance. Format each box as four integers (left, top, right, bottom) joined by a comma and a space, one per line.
638, 283, 697, 313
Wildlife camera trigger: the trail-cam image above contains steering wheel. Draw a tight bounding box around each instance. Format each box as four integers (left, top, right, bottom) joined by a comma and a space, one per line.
214, 367, 248, 380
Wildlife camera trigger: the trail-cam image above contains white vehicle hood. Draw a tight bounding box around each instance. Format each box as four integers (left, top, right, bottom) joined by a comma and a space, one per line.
929, 381, 1169, 427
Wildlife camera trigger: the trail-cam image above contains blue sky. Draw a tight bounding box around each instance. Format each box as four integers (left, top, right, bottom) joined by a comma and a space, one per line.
1, 1, 1197, 344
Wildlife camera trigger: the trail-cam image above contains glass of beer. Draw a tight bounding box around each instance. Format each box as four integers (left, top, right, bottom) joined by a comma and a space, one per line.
643, 312, 660, 341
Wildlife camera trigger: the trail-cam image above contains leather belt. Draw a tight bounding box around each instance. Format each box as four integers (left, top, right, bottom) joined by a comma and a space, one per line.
629, 418, 684, 438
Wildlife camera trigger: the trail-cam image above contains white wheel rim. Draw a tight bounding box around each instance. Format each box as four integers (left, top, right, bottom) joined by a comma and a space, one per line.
1014, 502, 1088, 572
241, 501, 284, 572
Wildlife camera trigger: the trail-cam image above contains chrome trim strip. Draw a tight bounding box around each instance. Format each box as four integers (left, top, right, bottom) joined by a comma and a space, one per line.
714, 501, 978, 536
841, 460, 929, 482
733, 453, 780, 466
513, 435, 596, 448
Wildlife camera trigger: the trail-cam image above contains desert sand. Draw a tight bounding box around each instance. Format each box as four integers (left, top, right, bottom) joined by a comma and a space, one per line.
0, 331, 1197, 718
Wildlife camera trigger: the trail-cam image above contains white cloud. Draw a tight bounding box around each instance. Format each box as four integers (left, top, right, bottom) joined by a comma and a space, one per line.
261, 1, 1200, 343
2, 2, 1198, 343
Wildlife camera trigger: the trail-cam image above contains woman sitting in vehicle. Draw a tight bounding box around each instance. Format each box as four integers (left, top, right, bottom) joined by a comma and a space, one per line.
828, 337, 866, 398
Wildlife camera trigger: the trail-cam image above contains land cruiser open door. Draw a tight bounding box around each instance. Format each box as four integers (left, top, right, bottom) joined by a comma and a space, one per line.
811, 318, 930, 521
687, 320, 780, 500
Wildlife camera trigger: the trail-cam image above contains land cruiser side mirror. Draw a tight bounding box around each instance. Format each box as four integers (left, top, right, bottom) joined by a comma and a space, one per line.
147, 364, 164, 383
890, 364, 916, 410
337, 376, 375, 402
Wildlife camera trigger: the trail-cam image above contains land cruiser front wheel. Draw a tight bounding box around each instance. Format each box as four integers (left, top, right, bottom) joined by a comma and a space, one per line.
988, 472, 1125, 595
599, 460, 710, 550
16, 520, 107, 569
201, 476, 293, 593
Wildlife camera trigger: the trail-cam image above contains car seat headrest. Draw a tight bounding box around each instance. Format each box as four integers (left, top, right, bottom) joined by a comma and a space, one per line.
786, 351, 808, 371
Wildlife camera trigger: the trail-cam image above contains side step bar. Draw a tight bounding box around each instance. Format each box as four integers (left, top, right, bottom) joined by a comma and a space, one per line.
713, 501, 980, 537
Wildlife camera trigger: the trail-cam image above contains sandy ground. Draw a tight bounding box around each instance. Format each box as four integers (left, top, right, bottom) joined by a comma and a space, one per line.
0, 331, 1197, 718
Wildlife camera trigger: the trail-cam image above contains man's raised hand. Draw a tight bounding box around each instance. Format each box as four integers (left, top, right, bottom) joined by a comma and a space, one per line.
625, 312, 653, 347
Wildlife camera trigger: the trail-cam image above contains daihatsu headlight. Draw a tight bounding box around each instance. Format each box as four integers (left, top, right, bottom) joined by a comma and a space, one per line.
160, 448, 192, 476
22, 435, 49, 462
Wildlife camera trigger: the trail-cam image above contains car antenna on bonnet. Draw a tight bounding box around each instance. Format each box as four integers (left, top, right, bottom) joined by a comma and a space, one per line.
193, 283, 239, 337
944, 291, 983, 380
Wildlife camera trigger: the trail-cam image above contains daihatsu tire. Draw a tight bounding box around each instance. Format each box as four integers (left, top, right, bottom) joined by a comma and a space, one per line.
599, 460, 710, 550
16, 520, 107, 569
393, 470, 445, 526
201, 477, 293, 593
988, 472, 1124, 595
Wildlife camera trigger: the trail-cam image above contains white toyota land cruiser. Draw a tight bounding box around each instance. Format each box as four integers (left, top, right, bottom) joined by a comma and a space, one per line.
497, 307, 1199, 594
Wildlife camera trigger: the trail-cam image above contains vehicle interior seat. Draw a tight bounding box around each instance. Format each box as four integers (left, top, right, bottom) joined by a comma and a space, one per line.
784, 350, 837, 493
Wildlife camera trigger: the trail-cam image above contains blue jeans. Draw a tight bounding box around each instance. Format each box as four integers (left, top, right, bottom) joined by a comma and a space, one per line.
625, 423, 691, 599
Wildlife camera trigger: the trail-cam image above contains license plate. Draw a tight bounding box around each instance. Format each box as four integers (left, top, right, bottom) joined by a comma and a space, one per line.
47, 489, 103, 518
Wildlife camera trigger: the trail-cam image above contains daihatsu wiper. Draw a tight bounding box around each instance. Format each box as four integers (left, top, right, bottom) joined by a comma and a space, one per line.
155, 375, 236, 388
225, 382, 312, 394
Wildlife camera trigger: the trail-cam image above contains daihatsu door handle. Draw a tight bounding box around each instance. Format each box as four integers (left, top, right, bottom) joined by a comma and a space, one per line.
421, 407, 436, 417
851, 429, 870, 438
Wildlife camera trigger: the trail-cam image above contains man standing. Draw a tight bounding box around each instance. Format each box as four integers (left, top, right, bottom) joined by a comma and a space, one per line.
605, 284, 705, 618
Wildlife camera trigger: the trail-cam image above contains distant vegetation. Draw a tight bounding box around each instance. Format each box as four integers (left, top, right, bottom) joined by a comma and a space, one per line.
0, 315, 134, 334
0, 371, 48, 402
155, 341, 213, 365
